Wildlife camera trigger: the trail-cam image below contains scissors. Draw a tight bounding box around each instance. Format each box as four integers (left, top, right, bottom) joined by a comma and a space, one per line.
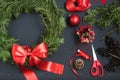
90, 44, 104, 77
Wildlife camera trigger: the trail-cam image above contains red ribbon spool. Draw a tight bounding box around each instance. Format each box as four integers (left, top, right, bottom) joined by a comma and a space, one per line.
76, 49, 92, 60
65, 0, 91, 12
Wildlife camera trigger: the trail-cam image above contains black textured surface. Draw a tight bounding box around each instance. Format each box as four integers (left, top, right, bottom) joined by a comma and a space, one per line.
0, 0, 120, 80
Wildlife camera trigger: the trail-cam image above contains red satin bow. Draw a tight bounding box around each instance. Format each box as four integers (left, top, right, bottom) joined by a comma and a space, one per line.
12, 42, 64, 80
65, 0, 91, 12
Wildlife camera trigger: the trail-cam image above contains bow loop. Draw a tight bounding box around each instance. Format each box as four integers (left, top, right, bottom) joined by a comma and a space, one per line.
12, 42, 48, 65
32, 42, 48, 58
12, 44, 27, 65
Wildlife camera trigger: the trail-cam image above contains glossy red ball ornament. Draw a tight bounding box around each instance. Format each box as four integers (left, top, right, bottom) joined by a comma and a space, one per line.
68, 14, 80, 26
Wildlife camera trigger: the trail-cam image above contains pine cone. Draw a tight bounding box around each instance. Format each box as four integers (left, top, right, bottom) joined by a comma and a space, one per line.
74, 59, 84, 69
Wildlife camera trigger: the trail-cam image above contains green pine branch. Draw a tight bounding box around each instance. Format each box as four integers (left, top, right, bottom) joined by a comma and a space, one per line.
83, 0, 120, 34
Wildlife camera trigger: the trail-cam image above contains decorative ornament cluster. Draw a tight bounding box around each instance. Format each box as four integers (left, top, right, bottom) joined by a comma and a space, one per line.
76, 26, 95, 43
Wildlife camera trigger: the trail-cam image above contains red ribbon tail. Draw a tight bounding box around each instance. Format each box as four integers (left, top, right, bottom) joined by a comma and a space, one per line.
69, 55, 80, 80
35, 60, 64, 75
19, 65, 38, 80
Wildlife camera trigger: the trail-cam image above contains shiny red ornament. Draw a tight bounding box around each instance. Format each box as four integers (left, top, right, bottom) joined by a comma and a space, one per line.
68, 14, 80, 26
12, 42, 64, 80
76, 49, 92, 60
65, 0, 91, 12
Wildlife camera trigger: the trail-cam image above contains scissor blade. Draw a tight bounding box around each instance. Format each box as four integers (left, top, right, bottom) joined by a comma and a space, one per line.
91, 44, 97, 61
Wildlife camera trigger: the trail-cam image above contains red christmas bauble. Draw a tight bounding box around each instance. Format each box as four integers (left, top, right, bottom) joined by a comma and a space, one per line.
68, 14, 80, 26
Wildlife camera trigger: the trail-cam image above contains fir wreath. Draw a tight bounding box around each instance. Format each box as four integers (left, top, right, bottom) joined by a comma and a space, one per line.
0, 0, 65, 63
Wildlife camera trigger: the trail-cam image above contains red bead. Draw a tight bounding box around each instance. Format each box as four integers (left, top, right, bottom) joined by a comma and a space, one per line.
68, 14, 80, 26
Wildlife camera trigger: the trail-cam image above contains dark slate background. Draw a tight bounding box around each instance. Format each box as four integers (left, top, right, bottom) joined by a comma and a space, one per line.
0, 0, 120, 80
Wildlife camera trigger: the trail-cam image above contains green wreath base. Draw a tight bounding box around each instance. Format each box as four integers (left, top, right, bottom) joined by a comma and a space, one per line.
0, 0, 65, 63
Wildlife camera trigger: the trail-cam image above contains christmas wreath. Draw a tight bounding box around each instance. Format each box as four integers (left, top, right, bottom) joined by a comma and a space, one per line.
0, 0, 65, 63
0, 0, 65, 80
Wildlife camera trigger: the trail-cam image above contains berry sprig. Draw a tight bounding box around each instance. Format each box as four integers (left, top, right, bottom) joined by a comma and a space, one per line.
76, 26, 95, 43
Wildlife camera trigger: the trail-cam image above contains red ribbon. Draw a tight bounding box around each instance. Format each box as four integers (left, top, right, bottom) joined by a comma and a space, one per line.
65, 0, 91, 12
12, 42, 64, 80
